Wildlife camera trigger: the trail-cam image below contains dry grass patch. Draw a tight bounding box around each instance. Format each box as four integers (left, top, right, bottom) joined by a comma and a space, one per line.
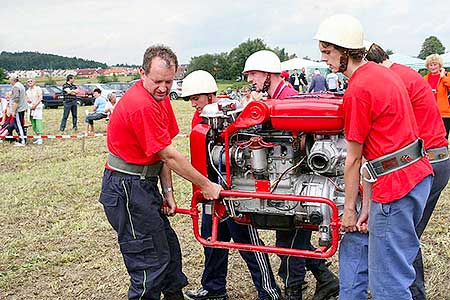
0, 101, 449, 299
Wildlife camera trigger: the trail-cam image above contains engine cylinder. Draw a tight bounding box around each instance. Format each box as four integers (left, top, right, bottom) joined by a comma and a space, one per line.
251, 148, 267, 174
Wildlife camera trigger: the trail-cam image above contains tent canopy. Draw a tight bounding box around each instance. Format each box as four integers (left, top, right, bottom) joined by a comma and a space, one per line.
389, 53, 425, 70
281, 58, 328, 71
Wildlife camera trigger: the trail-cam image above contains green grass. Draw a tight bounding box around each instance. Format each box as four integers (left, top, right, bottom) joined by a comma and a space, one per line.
0, 102, 449, 299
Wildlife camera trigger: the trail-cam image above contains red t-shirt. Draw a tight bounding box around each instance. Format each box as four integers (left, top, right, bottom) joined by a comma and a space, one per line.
191, 110, 203, 129
107, 80, 179, 165
390, 63, 447, 150
427, 73, 440, 99
344, 62, 432, 203
272, 81, 299, 99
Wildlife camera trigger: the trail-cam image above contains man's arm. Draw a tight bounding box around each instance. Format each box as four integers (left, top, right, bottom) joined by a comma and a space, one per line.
159, 163, 176, 216
32, 89, 43, 110
158, 144, 222, 200
342, 140, 363, 232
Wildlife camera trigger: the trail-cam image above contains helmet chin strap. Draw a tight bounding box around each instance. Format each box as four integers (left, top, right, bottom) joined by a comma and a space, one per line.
262, 73, 271, 93
339, 52, 349, 73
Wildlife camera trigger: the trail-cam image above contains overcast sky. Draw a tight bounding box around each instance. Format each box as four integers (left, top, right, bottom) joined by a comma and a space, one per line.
1, 0, 449, 67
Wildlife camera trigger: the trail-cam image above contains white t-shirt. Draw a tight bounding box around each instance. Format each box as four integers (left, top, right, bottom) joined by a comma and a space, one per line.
105, 101, 115, 115
326, 73, 339, 90
26, 86, 44, 119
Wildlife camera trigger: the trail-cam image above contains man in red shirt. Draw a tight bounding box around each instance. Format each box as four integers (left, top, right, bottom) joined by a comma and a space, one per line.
100, 45, 222, 300
242, 50, 339, 300
315, 14, 433, 300
365, 43, 450, 300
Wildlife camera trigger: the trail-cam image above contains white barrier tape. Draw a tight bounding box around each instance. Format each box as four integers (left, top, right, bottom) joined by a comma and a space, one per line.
1, 133, 189, 140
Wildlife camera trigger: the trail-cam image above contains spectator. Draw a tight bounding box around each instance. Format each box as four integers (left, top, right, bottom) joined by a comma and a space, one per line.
308, 69, 328, 92
9, 75, 28, 146
423, 53, 450, 139
59, 74, 79, 132
289, 69, 302, 92
104, 92, 117, 117
85, 88, 107, 133
299, 67, 308, 92
326, 70, 340, 92
240, 85, 262, 107
281, 70, 294, 89
26, 78, 44, 145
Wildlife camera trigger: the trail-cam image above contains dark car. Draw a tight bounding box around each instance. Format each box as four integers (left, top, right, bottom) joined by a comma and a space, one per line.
0, 84, 12, 98
77, 84, 95, 106
41, 85, 64, 108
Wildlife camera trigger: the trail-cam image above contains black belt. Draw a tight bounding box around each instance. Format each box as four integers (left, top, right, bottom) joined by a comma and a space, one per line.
426, 146, 449, 164
107, 153, 163, 180
361, 139, 425, 182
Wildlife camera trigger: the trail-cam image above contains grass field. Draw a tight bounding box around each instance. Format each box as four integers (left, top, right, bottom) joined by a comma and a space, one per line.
0, 101, 449, 300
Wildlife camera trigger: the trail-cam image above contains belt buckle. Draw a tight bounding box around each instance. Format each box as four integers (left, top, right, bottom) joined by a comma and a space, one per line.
360, 161, 378, 183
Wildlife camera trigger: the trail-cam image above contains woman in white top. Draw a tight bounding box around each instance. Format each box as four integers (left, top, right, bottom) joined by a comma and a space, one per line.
26, 79, 44, 144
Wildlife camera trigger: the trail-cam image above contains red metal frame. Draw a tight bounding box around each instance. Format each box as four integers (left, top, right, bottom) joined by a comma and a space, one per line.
175, 190, 341, 258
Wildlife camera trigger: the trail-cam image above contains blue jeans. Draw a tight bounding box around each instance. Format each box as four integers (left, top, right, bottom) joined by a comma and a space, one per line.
339, 232, 369, 300
368, 175, 432, 300
411, 159, 450, 300
60, 100, 78, 130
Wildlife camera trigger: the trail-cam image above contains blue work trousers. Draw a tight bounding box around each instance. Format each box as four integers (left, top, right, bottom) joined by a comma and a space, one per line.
339, 231, 369, 300
99, 169, 188, 300
368, 175, 432, 300
200, 206, 281, 300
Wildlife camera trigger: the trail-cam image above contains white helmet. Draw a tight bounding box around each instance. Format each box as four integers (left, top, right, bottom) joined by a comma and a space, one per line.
243, 50, 281, 74
314, 14, 364, 49
181, 70, 218, 98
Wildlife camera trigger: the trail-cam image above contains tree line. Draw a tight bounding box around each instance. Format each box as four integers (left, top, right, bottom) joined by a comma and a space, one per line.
187, 38, 297, 80
0, 51, 107, 70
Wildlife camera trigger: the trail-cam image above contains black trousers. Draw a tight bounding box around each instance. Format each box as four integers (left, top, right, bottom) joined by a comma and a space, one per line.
410, 159, 450, 300
443, 117, 450, 140
200, 207, 281, 300
99, 170, 188, 300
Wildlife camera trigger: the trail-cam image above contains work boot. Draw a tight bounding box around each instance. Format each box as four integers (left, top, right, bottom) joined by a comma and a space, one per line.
310, 262, 339, 300
184, 287, 228, 300
163, 290, 185, 300
284, 285, 302, 300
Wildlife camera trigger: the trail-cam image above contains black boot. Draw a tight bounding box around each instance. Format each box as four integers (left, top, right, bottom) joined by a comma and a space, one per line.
310, 262, 339, 300
284, 285, 302, 300
163, 290, 185, 300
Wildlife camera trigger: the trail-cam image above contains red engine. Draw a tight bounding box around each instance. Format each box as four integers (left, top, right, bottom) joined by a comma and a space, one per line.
182, 93, 347, 258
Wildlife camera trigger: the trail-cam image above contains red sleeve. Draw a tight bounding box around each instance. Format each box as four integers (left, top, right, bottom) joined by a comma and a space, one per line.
131, 104, 172, 158
343, 88, 371, 144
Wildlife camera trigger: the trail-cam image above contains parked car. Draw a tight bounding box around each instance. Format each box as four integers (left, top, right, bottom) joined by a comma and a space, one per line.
127, 79, 182, 100
0, 84, 12, 98
107, 82, 132, 94
77, 84, 95, 106
83, 83, 123, 100
169, 80, 183, 100
41, 85, 64, 108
